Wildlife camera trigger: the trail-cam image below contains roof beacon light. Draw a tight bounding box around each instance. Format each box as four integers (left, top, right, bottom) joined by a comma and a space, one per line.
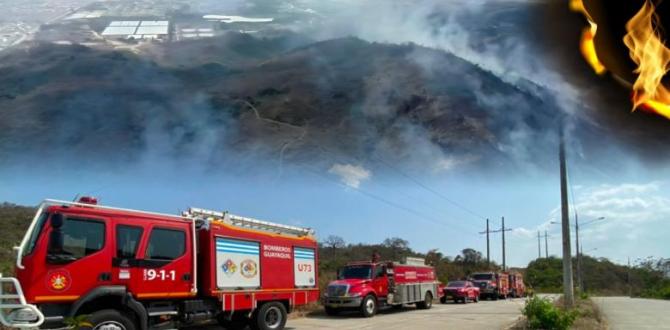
78, 196, 98, 205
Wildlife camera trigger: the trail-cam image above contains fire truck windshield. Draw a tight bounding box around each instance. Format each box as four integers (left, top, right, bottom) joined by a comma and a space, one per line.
471, 273, 493, 281
338, 265, 372, 279
23, 212, 49, 257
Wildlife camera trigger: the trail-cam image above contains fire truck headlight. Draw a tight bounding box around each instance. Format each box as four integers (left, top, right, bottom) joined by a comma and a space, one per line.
347, 292, 361, 298
8, 308, 39, 323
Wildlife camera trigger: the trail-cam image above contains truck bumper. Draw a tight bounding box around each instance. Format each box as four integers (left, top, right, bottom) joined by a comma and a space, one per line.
0, 275, 45, 328
323, 296, 363, 308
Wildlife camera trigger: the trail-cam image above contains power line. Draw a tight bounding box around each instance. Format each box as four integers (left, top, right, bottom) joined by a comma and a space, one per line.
304, 143, 484, 232
370, 155, 491, 224
302, 165, 480, 237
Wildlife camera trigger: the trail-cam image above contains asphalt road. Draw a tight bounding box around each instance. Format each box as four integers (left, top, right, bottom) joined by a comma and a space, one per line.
595, 296, 670, 330
284, 298, 526, 330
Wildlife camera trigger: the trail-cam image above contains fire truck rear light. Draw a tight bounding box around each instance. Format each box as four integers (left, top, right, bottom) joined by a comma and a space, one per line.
78, 196, 98, 205
8, 308, 39, 323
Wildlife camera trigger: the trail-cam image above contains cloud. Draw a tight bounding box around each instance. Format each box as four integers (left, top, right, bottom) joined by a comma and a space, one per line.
435, 155, 479, 172
506, 181, 670, 265
328, 163, 372, 188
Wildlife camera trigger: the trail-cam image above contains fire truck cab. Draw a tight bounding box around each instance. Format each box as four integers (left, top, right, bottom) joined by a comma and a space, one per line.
0, 198, 319, 330
470, 272, 509, 300
323, 257, 440, 317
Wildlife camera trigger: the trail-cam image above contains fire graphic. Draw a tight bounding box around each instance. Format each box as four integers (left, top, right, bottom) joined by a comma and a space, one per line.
571, 0, 670, 119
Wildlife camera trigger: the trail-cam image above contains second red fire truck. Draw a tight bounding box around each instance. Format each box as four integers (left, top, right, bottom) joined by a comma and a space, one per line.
0, 198, 319, 330
322, 257, 442, 317
470, 271, 510, 300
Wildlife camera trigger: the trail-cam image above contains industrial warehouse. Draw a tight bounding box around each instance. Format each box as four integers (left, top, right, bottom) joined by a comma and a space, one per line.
101, 20, 169, 40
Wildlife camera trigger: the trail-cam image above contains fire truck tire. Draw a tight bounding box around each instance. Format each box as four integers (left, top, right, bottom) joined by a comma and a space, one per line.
440, 296, 447, 304
360, 295, 377, 317
324, 306, 340, 316
252, 302, 287, 330
88, 309, 137, 330
416, 292, 433, 309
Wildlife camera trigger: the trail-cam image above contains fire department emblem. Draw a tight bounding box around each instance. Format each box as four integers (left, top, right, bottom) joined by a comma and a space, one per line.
222, 259, 237, 276
240, 259, 258, 278
47, 270, 71, 291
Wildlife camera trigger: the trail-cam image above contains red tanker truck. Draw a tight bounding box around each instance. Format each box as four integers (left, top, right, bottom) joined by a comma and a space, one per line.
323, 257, 441, 317
0, 198, 319, 330
469, 271, 509, 300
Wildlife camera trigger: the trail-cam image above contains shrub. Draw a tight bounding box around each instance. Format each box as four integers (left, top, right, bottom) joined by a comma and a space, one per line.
579, 291, 589, 300
660, 286, 670, 300
522, 296, 578, 330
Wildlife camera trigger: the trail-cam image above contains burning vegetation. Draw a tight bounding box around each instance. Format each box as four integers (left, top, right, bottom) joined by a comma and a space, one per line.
572, 0, 670, 120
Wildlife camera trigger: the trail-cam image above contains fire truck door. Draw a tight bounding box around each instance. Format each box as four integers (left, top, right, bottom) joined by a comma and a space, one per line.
132, 223, 194, 299
111, 221, 144, 291
43, 214, 113, 299
373, 265, 389, 298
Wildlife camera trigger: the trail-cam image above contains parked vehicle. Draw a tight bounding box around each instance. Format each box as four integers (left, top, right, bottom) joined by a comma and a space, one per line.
441, 280, 480, 304
508, 272, 526, 298
323, 257, 441, 317
470, 272, 509, 300
0, 198, 319, 330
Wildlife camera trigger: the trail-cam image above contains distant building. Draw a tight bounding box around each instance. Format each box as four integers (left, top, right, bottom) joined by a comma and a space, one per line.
101, 20, 169, 40
180, 28, 214, 39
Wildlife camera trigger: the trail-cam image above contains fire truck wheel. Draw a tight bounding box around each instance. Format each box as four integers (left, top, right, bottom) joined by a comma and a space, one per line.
324, 306, 340, 316
440, 296, 447, 304
88, 309, 136, 330
252, 302, 287, 330
416, 292, 433, 309
360, 295, 377, 317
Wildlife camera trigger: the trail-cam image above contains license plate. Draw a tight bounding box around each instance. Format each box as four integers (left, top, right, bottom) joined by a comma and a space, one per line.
446, 295, 453, 299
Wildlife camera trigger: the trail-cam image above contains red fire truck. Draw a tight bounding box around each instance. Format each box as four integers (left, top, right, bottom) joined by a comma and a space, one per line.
508, 271, 526, 298
469, 272, 509, 300
323, 257, 441, 317
0, 198, 319, 330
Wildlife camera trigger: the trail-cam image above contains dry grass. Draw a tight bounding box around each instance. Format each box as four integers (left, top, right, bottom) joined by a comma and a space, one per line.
571, 298, 607, 330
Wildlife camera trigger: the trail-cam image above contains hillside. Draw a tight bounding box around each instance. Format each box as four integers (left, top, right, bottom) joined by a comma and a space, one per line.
0, 203, 34, 275
0, 33, 582, 173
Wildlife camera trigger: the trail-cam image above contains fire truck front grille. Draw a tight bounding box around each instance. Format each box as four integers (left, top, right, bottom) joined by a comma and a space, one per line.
327, 285, 348, 297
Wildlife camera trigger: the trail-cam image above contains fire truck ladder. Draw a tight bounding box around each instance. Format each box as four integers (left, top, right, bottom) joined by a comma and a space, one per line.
185, 208, 315, 237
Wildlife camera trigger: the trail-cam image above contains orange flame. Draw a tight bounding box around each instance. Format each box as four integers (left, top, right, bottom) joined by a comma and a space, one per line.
570, 0, 607, 75
623, 0, 670, 119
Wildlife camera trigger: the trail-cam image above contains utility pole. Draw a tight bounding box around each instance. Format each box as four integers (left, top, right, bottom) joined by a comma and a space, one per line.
486, 219, 490, 268
479, 219, 491, 269
502, 217, 506, 271
544, 230, 549, 258
628, 257, 632, 297
499, 217, 511, 271
575, 213, 582, 292
537, 231, 542, 259
482, 218, 511, 271
559, 125, 575, 308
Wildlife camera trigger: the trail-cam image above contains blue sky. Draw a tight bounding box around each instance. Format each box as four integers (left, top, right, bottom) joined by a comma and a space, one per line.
2, 153, 667, 269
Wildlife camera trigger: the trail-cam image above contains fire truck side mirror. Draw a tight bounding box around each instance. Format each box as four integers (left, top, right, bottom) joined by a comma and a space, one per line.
47, 213, 65, 254
51, 213, 64, 229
